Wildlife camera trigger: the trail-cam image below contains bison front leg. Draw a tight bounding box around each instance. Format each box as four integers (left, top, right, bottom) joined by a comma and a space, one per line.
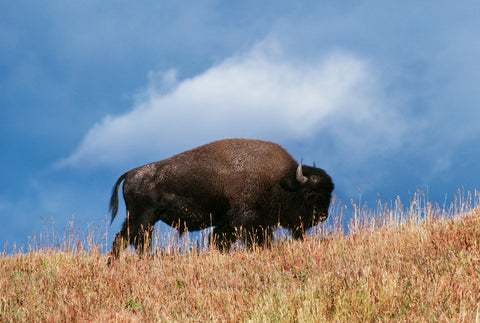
228, 208, 273, 249
291, 225, 306, 240
242, 226, 273, 250
257, 226, 274, 247
210, 227, 236, 252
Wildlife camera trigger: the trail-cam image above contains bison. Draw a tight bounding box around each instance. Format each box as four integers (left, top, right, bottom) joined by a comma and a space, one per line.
108, 139, 334, 262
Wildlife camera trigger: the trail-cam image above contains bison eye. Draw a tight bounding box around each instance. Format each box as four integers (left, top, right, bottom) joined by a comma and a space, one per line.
309, 175, 322, 185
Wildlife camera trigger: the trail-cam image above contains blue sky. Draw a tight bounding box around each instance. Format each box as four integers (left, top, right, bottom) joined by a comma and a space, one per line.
2, 1, 480, 250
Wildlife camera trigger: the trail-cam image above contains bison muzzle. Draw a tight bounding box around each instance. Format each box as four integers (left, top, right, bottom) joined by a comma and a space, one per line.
108, 139, 334, 263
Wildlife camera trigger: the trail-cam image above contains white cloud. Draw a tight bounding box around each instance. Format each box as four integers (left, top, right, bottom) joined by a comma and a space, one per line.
59, 40, 406, 168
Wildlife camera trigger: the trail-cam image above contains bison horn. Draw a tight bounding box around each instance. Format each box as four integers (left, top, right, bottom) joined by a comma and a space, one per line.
296, 159, 308, 184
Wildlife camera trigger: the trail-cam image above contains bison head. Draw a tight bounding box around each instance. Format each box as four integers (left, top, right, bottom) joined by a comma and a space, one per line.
281, 159, 334, 229
298, 160, 333, 225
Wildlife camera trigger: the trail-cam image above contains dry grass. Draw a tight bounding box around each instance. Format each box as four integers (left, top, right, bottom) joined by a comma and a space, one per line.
1, 191, 480, 322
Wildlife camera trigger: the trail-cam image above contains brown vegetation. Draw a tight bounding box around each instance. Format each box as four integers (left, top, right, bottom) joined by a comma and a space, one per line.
1, 192, 480, 322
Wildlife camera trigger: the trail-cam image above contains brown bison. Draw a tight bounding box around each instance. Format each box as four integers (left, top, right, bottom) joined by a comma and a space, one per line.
108, 139, 334, 262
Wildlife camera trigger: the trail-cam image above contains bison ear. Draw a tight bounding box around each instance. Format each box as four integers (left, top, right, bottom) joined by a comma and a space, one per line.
280, 177, 299, 192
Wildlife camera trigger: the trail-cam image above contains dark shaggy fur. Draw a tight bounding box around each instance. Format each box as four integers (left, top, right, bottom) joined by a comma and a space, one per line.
108, 139, 334, 262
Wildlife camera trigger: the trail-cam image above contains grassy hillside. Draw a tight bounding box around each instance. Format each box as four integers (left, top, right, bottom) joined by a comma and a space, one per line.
1, 192, 480, 322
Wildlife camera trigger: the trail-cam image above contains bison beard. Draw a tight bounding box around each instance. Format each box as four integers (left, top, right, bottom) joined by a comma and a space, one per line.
107, 139, 334, 264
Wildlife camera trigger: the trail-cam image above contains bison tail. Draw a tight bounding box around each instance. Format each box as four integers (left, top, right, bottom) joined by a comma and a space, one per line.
109, 172, 128, 224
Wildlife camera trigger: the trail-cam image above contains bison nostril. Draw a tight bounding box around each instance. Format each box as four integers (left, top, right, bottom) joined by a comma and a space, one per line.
313, 206, 328, 224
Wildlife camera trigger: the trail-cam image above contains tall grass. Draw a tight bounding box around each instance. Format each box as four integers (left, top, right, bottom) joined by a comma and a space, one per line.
1, 190, 480, 322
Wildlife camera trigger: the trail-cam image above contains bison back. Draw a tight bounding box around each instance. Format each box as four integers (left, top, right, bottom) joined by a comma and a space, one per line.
162, 139, 297, 201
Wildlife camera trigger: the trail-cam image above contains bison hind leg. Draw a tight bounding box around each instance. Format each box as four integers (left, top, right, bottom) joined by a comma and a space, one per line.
107, 209, 156, 265
108, 223, 154, 266
108, 231, 129, 266
133, 224, 155, 258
